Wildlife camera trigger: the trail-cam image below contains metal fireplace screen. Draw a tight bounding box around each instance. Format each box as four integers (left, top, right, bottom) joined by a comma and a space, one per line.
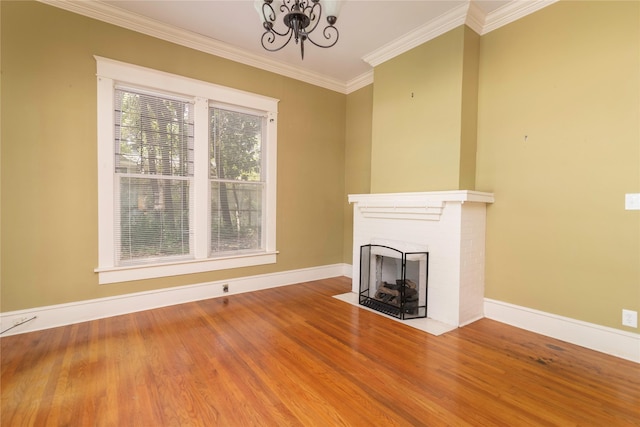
359, 244, 429, 320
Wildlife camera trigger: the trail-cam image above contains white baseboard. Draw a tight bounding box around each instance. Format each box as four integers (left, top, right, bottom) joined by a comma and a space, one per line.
0, 263, 350, 337
484, 298, 640, 363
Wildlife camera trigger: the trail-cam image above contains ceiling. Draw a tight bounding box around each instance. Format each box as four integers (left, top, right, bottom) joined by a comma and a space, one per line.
44, 0, 555, 93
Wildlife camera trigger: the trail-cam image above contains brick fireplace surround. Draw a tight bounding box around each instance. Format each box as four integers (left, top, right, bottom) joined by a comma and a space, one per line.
349, 191, 495, 328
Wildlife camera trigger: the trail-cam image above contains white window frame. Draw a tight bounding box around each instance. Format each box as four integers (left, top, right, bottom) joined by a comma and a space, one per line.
95, 56, 278, 285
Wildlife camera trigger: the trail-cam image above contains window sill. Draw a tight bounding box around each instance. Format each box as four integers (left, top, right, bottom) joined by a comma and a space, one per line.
95, 251, 278, 285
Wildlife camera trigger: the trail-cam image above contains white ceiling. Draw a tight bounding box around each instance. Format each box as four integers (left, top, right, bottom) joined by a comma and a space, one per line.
44, 0, 555, 93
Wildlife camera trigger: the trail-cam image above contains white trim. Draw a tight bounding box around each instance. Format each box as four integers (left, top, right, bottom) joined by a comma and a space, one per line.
193, 97, 210, 259
0, 264, 349, 337
465, 1, 486, 35
348, 190, 495, 206
96, 252, 279, 285
96, 74, 115, 269
485, 298, 640, 363
96, 56, 279, 111
265, 110, 278, 254
346, 71, 374, 94
481, 0, 559, 35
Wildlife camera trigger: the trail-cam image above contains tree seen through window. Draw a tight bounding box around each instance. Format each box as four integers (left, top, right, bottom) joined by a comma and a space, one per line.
210, 108, 264, 253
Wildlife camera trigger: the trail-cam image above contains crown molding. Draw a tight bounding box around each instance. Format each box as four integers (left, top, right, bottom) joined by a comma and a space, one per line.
346, 71, 374, 93
465, 1, 486, 35
38, 0, 557, 94
37, 0, 349, 94
482, 0, 559, 34
361, 0, 558, 68
362, 2, 469, 68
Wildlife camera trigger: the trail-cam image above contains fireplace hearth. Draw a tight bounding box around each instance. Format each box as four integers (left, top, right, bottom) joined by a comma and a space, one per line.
359, 244, 428, 320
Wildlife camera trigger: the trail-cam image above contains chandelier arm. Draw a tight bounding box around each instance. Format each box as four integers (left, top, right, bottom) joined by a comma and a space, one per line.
261, 2, 292, 37
278, 1, 293, 20
305, 24, 339, 49
261, 29, 295, 52
301, 1, 322, 35
265, 25, 293, 38
261, 2, 277, 23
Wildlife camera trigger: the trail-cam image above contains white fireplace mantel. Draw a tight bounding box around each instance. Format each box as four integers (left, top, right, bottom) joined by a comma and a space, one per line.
349, 191, 494, 221
349, 190, 494, 327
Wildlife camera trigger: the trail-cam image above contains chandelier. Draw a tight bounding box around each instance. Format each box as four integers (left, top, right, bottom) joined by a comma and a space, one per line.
256, 0, 342, 59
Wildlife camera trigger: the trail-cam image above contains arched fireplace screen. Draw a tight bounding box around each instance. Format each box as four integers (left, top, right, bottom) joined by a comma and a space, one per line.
359, 244, 429, 320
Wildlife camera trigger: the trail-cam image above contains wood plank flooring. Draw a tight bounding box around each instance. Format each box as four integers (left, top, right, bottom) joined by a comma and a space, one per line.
2, 276, 639, 426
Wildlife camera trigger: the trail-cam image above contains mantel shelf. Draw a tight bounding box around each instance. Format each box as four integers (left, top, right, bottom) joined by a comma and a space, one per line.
349, 191, 494, 221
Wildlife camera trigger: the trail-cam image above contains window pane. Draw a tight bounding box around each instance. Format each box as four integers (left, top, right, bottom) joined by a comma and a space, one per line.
211, 181, 262, 253
118, 177, 191, 264
114, 88, 194, 265
209, 108, 262, 181
115, 89, 194, 177
209, 106, 265, 256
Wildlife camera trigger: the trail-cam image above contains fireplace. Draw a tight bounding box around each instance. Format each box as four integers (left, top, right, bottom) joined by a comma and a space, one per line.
349, 191, 494, 327
359, 244, 429, 319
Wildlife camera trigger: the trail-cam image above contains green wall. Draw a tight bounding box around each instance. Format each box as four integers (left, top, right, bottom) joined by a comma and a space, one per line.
459, 27, 480, 191
0, 1, 346, 311
343, 85, 373, 265
475, 0, 639, 331
370, 26, 478, 193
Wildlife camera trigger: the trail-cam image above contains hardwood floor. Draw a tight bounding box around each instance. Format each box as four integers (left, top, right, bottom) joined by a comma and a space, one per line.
2, 276, 639, 426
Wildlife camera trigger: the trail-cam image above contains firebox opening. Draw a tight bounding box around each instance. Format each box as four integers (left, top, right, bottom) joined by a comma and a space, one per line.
358, 244, 429, 320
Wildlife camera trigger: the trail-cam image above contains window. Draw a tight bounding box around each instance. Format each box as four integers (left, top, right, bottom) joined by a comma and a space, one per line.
209, 106, 264, 255
95, 57, 278, 284
115, 88, 194, 265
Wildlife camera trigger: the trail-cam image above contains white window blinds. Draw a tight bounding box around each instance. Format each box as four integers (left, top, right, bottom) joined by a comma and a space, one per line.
114, 88, 195, 265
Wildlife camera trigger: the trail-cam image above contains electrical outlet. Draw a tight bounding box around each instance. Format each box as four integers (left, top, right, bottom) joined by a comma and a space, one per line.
222, 284, 229, 293
622, 309, 638, 328
625, 193, 640, 210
